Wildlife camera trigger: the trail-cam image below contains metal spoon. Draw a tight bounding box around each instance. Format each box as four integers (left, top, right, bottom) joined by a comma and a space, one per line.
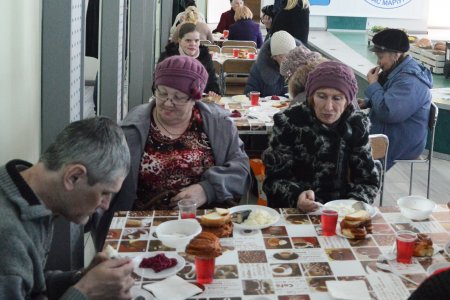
376, 255, 419, 286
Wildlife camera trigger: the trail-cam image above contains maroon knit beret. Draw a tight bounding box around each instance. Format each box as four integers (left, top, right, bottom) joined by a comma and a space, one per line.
305, 60, 358, 104
155, 55, 208, 100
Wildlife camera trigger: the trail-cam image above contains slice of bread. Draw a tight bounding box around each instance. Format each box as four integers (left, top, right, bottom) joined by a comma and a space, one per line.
344, 210, 370, 222
215, 208, 230, 216
200, 211, 231, 227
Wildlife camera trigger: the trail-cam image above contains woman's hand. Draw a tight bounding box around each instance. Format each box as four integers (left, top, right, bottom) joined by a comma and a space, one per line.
208, 91, 220, 98
297, 190, 320, 212
169, 184, 207, 208
366, 66, 380, 84
357, 98, 368, 109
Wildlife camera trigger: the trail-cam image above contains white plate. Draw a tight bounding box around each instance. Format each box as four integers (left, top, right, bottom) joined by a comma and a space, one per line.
262, 96, 289, 102
132, 252, 185, 279
231, 95, 249, 103
335, 223, 371, 240
426, 262, 450, 276
323, 200, 376, 219
230, 205, 280, 230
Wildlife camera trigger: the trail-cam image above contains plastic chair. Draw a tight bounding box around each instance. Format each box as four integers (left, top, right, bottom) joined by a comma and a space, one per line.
222, 40, 257, 48
221, 46, 257, 54
369, 134, 389, 206
200, 40, 212, 45
222, 59, 255, 95
394, 102, 439, 199
206, 44, 220, 53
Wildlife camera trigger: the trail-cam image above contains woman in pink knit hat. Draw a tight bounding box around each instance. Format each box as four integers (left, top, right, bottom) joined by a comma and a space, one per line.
90, 56, 251, 251
263, 60, 379, 211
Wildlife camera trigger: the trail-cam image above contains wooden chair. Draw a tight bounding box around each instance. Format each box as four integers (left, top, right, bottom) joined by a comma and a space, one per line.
222, 59, 255, 95
222, 40, 257, 48
394, 102, 439, 199
205, 44, 220, 53
369, 134, 389, 206
221, 46, 257, 54
200, 40, 212, 45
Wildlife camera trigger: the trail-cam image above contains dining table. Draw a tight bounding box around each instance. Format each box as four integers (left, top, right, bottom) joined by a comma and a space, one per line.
216, 96, 290, 135
104, 204, 450, 300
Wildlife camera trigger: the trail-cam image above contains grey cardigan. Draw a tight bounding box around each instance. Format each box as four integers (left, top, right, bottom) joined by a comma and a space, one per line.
89, 100, 251, 250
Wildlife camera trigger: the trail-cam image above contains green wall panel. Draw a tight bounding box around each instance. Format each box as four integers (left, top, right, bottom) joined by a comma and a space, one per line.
328, 16, 367, 30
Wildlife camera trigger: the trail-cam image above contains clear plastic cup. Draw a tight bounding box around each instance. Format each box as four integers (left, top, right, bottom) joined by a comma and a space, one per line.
178, 199, 197, 219
396, 230, 417, 264
195, 257, 215, 284
321, 209, 338, 236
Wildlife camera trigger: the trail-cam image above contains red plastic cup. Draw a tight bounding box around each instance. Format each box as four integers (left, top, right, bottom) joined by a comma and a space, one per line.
396, 230, 417, 264
232, 48, 239, 58
248, 53, 255, 59
223, 30, 229, 39
321, 209, 338, 236
178, 199, 197, 219
249, 91, 260, 106
195, 257, 215, 284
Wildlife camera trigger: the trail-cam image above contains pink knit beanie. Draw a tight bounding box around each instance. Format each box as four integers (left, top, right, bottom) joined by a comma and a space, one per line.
280, 46, 322, 78
155, 56, 208, 100
305, 61, 358, 104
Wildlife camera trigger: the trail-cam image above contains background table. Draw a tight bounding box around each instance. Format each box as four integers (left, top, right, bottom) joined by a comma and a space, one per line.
105, 205, 450, 299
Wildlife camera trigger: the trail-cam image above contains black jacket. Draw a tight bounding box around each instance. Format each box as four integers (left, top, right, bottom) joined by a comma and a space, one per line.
263, 103, 379, 208
158, 43, 220, 94
271, 2, 309, 45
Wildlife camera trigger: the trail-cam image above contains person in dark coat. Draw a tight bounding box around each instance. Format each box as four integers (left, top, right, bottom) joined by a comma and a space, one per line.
261, 4, 275, 41
213, 0, 244, 33
159, 23, 220, 95
263, 61, 379, 211
245, 31, 300, 97
271, 0, 310, 45
228, 6, 263, 48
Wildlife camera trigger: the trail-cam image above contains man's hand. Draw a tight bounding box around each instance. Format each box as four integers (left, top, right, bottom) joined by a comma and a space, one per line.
297, 190, 320, 212
74, 257, 134, 300
367, 66, 380, 84
170, 184, 207, 208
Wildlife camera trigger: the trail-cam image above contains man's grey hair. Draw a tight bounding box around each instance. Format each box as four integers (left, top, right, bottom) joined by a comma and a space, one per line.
40, 117, 130, 185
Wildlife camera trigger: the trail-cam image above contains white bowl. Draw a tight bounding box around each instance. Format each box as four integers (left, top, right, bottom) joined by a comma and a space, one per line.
397, 195, 437, 220
155, 219, 202, 250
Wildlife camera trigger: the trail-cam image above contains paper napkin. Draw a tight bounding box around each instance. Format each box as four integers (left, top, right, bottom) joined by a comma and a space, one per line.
143, 275, 202, 300
326, 280, 371, 300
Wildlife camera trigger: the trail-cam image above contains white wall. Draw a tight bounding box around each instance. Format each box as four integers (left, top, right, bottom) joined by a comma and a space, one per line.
0, 0, 41, 164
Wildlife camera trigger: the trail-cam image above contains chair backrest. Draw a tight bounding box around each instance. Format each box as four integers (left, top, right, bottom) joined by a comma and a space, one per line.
370, 134, 389, 161
428, 102, 439, 151
222, 59, 255, 75
221, 46, 257, 54
206, 44, 221, 53
222, 40, 257, 48
200, 40, 212, 45
369, 133, 389, 206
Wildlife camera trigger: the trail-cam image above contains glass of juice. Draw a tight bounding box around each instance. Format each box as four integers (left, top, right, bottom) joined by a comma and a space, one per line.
223, 30, 229, 39
249, 91, 260, 106
178, 199, 197, 219
321, 209, 338, 236
195, 256, 215, 284
232, 48, 239, 58
396, 230, 417, 264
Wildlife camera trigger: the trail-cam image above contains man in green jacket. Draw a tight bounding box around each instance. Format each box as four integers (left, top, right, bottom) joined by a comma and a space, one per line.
0, 117, 134, 299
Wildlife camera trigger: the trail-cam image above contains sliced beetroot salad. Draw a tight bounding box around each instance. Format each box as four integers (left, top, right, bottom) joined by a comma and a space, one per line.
139, 253, 177, 272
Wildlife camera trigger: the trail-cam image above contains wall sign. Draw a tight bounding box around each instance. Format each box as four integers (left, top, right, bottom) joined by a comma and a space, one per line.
364, 0, 413, 9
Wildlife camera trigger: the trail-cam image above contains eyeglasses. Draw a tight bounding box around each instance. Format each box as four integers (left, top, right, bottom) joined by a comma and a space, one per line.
155, 89, 191, 106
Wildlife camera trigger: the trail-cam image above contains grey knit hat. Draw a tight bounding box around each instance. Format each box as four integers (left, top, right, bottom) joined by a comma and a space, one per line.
280, 46, 323, 78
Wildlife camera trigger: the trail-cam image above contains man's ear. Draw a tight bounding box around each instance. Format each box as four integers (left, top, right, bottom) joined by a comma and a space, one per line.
63, 164, 88, 191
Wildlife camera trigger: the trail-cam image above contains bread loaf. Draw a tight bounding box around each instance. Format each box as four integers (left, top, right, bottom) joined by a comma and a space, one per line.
416, 38, 432, 49
434, 41, 446, 51
413, 234, 433, 257
340, 210, 372, 240
185, 232, 222, 258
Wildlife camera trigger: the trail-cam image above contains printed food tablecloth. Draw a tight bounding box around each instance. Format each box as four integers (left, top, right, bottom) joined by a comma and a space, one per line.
104, 205, 450, 300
